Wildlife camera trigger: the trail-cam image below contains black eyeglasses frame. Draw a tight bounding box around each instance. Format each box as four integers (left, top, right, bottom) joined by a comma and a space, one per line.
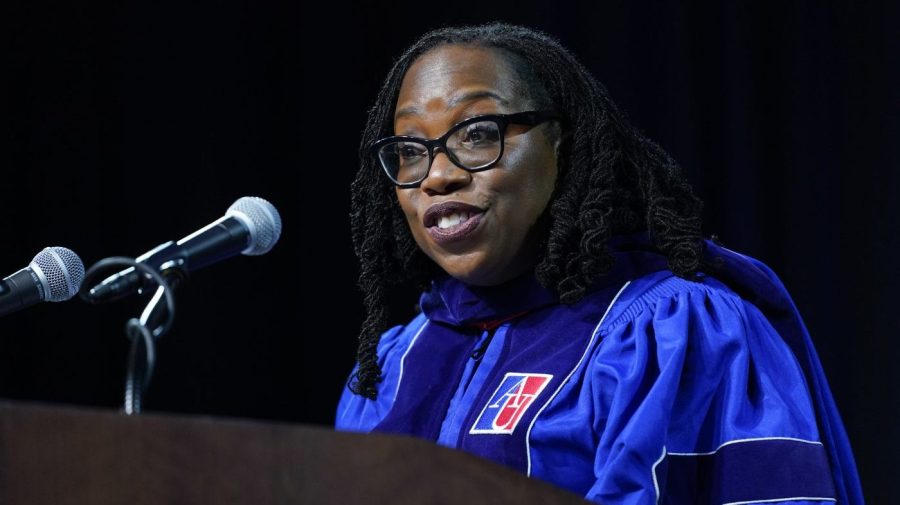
370, 110, 560, 188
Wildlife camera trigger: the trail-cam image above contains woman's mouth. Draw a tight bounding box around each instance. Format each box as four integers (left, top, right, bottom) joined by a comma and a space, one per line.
424, 202, 486, 245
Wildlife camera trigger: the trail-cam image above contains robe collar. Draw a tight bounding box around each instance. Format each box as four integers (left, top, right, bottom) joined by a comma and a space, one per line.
419, 271, 558, 329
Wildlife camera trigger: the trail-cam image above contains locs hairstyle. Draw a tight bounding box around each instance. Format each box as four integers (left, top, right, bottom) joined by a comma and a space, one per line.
349, 23, 704, 398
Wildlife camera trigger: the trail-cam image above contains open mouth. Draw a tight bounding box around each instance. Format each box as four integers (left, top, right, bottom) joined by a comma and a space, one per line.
423, 201, 486, 244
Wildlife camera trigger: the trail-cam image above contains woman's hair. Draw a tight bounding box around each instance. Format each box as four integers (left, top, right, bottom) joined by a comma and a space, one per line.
349, 22, 703, 398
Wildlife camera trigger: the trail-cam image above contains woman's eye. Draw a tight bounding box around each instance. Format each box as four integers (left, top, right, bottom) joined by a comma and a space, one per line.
397, 143, 426, 160
460, 122, 500, 146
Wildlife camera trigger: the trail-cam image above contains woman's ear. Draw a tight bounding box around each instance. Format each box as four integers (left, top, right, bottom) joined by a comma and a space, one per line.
544, 120, 563, 157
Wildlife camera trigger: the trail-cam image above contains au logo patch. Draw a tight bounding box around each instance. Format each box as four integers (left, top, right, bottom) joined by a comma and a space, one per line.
470, 373, 553, 434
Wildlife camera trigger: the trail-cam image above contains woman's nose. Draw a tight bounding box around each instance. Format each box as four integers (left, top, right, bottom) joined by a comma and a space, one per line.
419, 151, 472, 195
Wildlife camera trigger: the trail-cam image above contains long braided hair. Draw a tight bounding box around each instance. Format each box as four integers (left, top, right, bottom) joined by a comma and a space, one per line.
349, 23, 704, 398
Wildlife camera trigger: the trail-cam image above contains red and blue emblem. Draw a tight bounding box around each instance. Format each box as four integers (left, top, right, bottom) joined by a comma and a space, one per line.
470, 372, 553, 434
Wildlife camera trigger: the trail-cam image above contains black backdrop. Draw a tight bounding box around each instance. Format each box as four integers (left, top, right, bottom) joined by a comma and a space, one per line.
5, 1, 898, 501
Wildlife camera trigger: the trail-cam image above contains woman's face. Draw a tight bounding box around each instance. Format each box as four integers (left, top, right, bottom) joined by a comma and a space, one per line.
393, 45, 558, 286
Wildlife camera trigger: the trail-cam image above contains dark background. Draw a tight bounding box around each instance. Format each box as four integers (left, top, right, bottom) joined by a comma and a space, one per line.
4, 1, 897, 501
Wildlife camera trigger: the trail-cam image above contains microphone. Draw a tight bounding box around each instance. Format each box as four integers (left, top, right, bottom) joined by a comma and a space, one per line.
0, 247, 85, 317
86, 196, 282, 303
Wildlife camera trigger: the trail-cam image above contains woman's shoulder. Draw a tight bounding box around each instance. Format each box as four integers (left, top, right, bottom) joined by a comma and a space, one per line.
335, 312, 430, 430
592, 269, 748, 335
376, 311, 430, 357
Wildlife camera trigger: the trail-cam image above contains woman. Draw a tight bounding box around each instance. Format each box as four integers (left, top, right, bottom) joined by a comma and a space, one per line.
336, 23, 863, 504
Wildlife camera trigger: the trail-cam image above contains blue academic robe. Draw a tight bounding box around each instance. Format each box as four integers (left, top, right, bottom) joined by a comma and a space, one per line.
336, 237, 864, 504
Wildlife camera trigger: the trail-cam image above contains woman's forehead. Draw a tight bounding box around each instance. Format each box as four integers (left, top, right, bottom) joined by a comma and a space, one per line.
395, 45, 527, 116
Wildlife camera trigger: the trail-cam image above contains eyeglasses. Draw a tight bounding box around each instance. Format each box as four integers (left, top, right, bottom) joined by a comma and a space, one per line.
370, 110, 560, 188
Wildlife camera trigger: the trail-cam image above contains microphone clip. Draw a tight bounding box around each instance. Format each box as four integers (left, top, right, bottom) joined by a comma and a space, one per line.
85, 242, 187, 304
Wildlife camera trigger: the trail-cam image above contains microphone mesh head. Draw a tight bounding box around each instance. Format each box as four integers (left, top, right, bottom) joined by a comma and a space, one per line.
30, 247, 85, 302
227, 196, 282, 256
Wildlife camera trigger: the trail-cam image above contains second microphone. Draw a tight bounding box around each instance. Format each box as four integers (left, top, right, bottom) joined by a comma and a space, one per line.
86, 196, 282, 303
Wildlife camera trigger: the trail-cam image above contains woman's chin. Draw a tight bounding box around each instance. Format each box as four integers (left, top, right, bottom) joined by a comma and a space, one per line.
438, 260, 532, 287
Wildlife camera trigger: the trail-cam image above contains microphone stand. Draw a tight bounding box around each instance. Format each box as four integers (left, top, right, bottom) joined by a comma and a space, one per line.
80, 257, 178, 415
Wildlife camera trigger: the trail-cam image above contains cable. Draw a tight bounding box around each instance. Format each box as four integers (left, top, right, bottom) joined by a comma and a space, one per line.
80, 256, 177, 414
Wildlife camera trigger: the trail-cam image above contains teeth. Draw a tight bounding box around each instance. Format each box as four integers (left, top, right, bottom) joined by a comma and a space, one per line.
437, 212, 469, 229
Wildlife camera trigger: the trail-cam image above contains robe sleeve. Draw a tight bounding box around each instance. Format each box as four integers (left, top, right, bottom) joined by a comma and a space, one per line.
585, 277, 837, 505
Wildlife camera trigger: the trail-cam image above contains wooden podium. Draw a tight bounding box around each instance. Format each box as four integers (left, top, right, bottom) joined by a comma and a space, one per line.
0, 401, 590, 504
